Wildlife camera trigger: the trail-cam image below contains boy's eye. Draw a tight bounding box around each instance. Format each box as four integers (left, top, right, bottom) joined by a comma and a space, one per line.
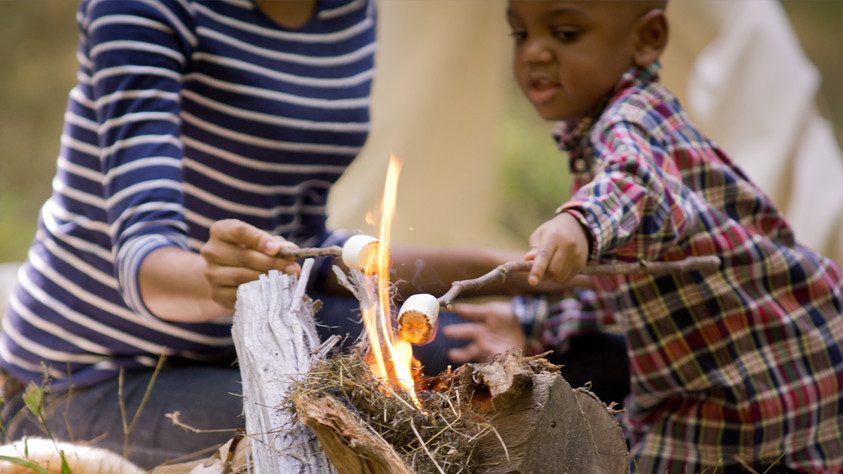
552, 28, 580, 42
509, 30, 527, 42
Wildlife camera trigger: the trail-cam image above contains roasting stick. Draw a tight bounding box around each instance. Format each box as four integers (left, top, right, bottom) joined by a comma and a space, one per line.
277, 234, 379, 270
274, 234, 721, 346
278, 246, 343, 258
398, 255, 722, 345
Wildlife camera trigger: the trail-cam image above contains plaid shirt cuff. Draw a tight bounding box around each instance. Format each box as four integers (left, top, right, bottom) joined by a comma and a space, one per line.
512, 295, 549, 355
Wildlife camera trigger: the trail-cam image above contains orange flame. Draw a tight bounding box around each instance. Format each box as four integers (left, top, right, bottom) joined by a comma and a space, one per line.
360, 155, 419, 406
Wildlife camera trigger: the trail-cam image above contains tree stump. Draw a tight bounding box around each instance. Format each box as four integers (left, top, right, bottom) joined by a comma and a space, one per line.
465, 353, 628, 473
232, 260, 334, 473
292, 351, 628, 474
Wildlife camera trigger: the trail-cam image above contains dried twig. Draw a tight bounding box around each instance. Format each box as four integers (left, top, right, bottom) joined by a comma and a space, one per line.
438, 255, 721, 309
410, 418, 445, 474
165, 411, 239, 434
277, 246, 342, 258
119, 354, 167, 460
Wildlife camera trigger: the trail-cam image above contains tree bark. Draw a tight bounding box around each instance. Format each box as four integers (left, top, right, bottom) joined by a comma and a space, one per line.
232, 260, 334, 473
444, 352, 628, 473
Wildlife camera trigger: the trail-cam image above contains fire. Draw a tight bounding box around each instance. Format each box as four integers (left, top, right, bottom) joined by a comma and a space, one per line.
360, 155, 420, 406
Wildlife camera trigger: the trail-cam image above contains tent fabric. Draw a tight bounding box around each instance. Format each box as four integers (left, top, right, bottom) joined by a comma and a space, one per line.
330, 0, 842, 265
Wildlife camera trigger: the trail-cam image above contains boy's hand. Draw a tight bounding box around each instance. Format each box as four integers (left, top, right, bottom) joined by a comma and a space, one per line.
442, 301, 526, 363
200, 219, 301, 308
527, 212, 589, 285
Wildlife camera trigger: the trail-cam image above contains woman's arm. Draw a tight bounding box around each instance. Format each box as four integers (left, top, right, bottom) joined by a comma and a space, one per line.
139, 220, 299, 323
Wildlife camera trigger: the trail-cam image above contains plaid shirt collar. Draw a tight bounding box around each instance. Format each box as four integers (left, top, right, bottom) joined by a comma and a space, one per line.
554, 62, 662, 170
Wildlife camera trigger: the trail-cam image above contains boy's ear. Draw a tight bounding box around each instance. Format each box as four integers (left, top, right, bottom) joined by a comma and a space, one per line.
633, 9, 668, 68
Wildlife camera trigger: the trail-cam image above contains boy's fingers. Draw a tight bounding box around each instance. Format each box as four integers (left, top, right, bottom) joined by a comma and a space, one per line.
528, 247, 552, 285
209, 286, 238, 309
548, 250, 570, 282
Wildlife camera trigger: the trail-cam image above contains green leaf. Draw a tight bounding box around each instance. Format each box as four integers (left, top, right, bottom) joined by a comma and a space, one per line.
60, 450, 71, 474
0, 455, 53, 474
22, 382, 43, 418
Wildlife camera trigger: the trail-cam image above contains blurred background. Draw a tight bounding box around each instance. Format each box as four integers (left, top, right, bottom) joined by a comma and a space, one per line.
1, 0, 841, 264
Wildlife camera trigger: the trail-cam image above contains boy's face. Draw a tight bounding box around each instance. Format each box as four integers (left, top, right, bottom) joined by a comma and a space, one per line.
507, 0, 643, 121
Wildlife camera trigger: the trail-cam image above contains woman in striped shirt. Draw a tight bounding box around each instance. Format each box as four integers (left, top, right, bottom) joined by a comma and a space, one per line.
0, 0, 526, 467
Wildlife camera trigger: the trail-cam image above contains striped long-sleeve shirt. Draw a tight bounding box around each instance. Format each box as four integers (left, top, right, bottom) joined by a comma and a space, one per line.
0, 0, 375, 390
532, 64, 843, 472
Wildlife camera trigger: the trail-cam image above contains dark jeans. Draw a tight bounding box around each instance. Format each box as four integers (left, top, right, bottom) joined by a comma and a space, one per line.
3, 363, 243, 468
2, 293, 472, 468
545, 331, 631, 407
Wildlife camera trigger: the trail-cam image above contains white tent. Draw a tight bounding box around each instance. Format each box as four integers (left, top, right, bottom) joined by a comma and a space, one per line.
329, 0, 843, 264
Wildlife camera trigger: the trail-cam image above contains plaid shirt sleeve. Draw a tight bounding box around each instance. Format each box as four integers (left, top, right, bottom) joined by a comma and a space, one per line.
513, 289, 616, 354
557, 119, 698, 263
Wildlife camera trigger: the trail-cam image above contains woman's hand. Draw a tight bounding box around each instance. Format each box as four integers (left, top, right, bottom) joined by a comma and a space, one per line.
442, 301, 526, 363
200, 219, 301, 309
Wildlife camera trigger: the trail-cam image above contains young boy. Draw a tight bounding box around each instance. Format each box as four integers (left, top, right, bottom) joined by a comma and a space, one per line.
455, 1, 843, 472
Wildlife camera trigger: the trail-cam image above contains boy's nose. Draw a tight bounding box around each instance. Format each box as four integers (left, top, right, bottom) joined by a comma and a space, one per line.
522, 40, 554, 63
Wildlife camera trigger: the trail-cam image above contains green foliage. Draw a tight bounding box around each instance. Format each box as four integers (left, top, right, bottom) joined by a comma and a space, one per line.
0, 1, 78, 261
782, 1, 843, 145
495, 89, 571, 243
2, 370, 72, 473
0, 454, 53, 474
0, 195, 37, 263
22, 382, 44, 420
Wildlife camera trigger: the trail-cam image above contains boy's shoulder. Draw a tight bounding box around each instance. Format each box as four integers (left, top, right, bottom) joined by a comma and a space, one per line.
593, 65, 691, 144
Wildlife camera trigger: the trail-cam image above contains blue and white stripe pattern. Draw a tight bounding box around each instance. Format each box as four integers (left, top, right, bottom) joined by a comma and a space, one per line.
1, 0, 375, 390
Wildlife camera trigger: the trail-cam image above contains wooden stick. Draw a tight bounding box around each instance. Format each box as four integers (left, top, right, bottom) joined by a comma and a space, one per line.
278, 245, 343, 259
438, 255, 721, 309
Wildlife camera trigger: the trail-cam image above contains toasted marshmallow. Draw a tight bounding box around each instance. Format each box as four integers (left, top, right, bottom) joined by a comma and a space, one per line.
397, 293, 440, 345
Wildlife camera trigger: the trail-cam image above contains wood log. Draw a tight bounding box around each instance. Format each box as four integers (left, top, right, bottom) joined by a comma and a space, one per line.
232, 260, 334, 473
295, 393, 414, 474
291, 350, 628, 473
467, 353, 628, 474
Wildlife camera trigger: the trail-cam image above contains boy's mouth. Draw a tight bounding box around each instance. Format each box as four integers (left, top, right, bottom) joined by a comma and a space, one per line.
526, 77, 561, 105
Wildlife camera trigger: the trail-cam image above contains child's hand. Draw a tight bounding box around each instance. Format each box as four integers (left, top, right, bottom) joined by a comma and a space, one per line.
526, 212, 589, 285
442, 301, 526, 363
200, 219, 301, 308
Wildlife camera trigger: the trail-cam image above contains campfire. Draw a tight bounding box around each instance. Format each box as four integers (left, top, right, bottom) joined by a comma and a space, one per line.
224, 156, 719, 473
290, 156, 501, 473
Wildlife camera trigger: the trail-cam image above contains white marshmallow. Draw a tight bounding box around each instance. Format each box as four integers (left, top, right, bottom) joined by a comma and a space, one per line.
341, 234, 380, 271
397, 293, 440, 345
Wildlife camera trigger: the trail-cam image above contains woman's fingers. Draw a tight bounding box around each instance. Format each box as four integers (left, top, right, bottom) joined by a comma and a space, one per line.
202, 241, 294, 273
210, 219, 298, 258
450, 303, 489, 322
448, 343, 483, 364
209, 286, 238, 309
442, 322, 484, 341
203, 219, 300, 274
204, 265, 265, 288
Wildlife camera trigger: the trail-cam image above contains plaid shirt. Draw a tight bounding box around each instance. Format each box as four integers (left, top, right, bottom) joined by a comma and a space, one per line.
526, 63, 843, 472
